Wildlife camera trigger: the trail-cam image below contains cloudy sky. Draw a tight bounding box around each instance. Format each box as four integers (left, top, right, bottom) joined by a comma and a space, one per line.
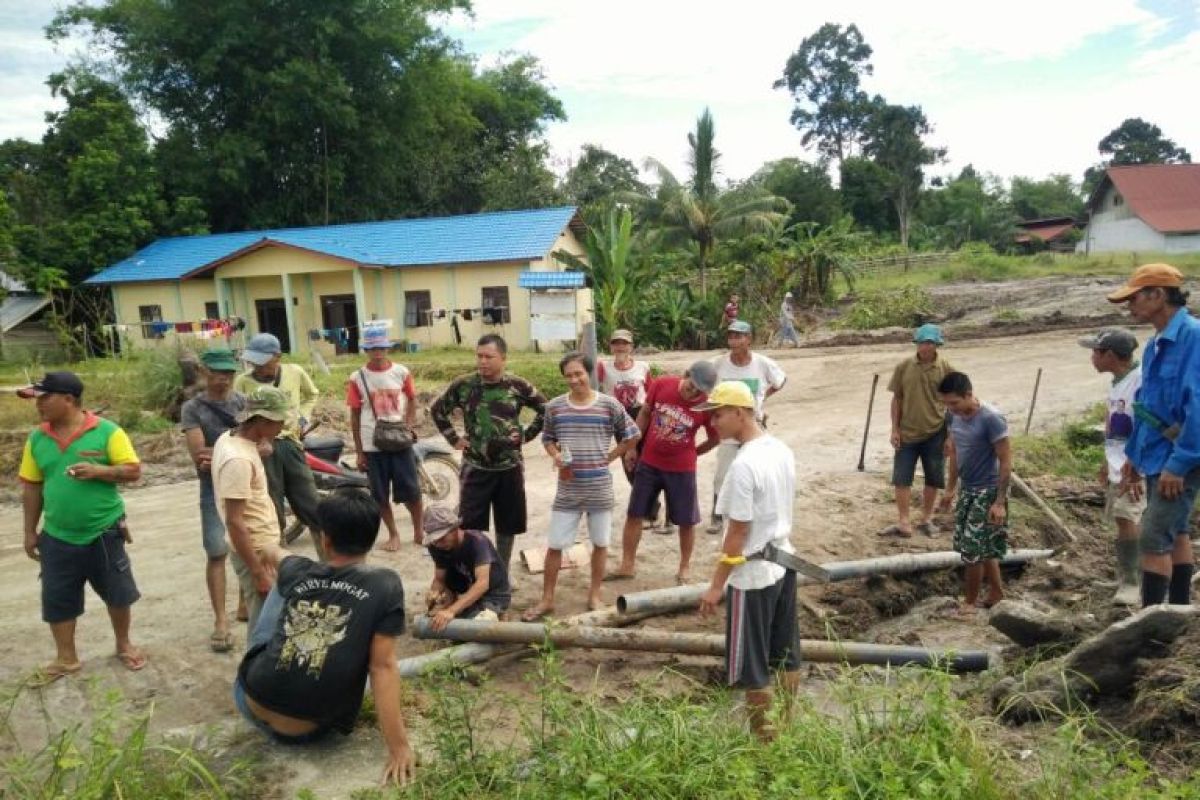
3, 0, 1198, 186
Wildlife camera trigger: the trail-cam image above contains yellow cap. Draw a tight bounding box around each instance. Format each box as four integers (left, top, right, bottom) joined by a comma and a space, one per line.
1107, 263, 1184, 302
696, 380, 755, 410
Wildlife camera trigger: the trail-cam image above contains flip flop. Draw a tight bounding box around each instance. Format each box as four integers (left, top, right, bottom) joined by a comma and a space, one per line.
28, 661, 82, 687
603, 572, 637, 583
878, 524, 913, 538
520, 607, 553, 623
210, 631, 234, 653
116, 650, 147, 672
915, 521, 935, 536
674, 573, 691, 586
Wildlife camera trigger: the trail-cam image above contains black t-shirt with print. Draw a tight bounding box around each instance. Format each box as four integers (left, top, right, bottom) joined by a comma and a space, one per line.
239, 556, 406, 733
428, 530, 512, 608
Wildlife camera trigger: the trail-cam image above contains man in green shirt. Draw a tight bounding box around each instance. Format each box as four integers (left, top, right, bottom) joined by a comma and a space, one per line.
18, 371, 145, 683
233, 333, 324, 558
884, 324, 957, 537
430, 334, 547, 572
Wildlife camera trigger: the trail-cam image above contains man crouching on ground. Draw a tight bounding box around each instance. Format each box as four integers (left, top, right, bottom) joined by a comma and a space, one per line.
698, 381, 801, 741
233, 489, 414, 786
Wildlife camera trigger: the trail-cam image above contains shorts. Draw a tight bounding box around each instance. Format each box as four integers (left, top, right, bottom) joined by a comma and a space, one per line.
725, 570, 801, 690
891, 427, 947, 489
39, 522, 141, 623
1140, 470, 1200, 555
230, 550, 267, 633
365, 450, 421, 505
1103, 480, 1146, 525
199, 478, 230, 559
459, 463, 527, 537
953, 487, 1009, 564
628, 462, 701, 527
547, 508, 613, 550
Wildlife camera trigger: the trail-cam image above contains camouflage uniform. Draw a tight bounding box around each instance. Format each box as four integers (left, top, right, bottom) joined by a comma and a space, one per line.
431, 374, 547, 561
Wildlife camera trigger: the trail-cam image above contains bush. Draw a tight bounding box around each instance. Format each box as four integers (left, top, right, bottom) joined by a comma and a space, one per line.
835, 286, 936, 331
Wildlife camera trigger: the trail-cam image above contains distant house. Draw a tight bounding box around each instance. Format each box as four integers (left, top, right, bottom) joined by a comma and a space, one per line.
1077, 164, 1200, 254
85, 206, 591, 355
1015, 217, 1081, 252
0, 272, 59, 362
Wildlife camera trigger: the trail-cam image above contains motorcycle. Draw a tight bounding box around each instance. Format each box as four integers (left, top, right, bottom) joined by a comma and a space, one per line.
282, 432, 460, 544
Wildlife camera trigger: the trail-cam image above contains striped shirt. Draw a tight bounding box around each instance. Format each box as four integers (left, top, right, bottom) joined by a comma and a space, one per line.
542, 392, 639, 511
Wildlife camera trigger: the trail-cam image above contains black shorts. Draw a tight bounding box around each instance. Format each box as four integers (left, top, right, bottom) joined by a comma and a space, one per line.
459, 463, 527, 537
366, 449, 421, 505
627, 462, 700, 526
725, 570, 801, 690
892, 427, 947, 489
39, 523, 141, 623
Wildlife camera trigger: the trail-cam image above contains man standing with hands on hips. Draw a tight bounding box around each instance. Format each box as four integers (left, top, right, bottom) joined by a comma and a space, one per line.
698, 381, 801, 741
1108, 264, 1200, 607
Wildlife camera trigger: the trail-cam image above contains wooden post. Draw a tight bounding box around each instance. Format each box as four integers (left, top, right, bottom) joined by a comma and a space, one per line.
1024, 367, 1043, 435
857, 373, 880, 471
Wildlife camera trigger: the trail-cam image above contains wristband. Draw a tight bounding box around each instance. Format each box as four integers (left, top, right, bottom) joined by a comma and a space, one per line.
717, 554, 746, 566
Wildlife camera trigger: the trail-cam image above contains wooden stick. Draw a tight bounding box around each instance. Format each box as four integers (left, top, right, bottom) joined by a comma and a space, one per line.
857, 373, 880, 471
1024, 367, 1043, 435
1012, 471, 1078, 545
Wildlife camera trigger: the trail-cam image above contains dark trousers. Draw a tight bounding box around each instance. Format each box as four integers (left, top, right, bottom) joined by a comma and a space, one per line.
264, 437, 325, 559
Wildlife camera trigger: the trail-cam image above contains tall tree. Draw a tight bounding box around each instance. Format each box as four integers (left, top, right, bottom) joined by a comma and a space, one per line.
50, 0, 563, 230
1083, 117, 1192, 194
918, 166, 1015, 250
775, 23, 875, 163
838, 156, 895, 233
639, 109, 786, 301
563, 144, 646, 212
1009, 174, 1084, 221
861, 103, 945, 248
746, 158, 840, 227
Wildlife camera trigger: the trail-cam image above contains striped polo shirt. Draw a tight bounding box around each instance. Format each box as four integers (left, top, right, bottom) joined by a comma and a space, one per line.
542, 392, 639, 511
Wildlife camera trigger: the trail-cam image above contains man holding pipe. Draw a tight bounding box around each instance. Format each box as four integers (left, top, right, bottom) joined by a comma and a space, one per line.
1109, 264, 1200, 608
698, 381, 800, 741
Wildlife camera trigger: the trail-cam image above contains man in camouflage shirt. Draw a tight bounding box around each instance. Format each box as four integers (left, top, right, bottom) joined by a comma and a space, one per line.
431, 334, 547, 572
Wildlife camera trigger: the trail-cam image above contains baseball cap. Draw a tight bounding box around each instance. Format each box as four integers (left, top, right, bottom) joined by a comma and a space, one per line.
237, 386, 291, 423
610, 329, 634, 343
242, 333, 283, 366
913, 323, 944, 345
727, 320, 752, 335
1078, 328, 1138, 358
17, 371, 84, 399
200, 348, 240, 372
696, 380, 756, 411
685, 360, 718, 393
422, 505, 461, 544
1107, 263, 1184, 303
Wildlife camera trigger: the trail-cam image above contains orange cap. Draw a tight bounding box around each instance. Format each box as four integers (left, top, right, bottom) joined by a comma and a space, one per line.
1107, 263, 1184, 302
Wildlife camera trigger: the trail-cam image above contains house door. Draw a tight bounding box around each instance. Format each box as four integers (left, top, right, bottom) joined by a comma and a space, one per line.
321, 294, 359, 355
255, 298, 291, 353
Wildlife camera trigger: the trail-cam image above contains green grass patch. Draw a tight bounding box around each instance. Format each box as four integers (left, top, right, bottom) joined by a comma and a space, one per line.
1013, 405, 1106, 481
834, 286, 936, 331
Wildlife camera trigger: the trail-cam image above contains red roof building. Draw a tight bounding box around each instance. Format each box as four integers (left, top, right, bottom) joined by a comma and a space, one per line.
1079, 164, 1200, 254
1015, 216, 1081, 251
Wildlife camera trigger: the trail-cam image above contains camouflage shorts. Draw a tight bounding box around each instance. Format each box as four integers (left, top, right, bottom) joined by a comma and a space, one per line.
953, 487, 1008, 563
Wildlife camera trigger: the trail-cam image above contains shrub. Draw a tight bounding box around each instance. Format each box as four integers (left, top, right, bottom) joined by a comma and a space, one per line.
835, 286, 936, 331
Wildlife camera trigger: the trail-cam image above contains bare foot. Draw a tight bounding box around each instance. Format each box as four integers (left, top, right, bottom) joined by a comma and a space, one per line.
675, 570, 691, 585
378, 537, 402, 552
587, 593, 604, 611
521, 602, 554, 622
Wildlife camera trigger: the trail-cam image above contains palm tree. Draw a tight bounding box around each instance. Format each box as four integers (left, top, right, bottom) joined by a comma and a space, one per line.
638, 109, 787, 301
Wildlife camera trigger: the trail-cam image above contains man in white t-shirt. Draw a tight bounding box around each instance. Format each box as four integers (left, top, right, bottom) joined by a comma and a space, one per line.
708, 320, 787, 534
347, 327, 421, 551
1080, 328, 1145, 605
697, 381, 800, 740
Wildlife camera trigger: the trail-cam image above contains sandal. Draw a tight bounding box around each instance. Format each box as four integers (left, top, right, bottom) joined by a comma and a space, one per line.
210, 630, 234, 653
116, 649, 147, 672
520, 606, 553, 623
28, 660, 82, 687
915, 521, 935, 536
878, 524, 913, 538
603, 571, 637, 582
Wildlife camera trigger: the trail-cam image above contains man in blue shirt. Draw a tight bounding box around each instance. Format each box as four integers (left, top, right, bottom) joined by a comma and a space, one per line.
1109, 263, 1200, 607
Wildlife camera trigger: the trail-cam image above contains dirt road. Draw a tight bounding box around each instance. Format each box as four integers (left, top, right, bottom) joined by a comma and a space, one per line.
0, 327, 1129, 797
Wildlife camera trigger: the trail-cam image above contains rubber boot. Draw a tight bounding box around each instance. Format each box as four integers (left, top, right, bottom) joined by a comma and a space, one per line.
1112, 538, 1141, 606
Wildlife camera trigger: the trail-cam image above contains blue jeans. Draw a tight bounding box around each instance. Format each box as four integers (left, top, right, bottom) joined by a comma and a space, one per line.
232, 588, 330, 744
198, 478, 230, 559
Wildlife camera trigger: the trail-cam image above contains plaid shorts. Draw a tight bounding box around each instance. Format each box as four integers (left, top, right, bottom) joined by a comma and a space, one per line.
953, 487, 1008, 563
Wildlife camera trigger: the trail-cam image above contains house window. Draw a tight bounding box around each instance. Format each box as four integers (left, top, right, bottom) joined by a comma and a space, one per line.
205, 301, 220, 320
405, 290, 432, 328
139, 304, 164, 339
1113, 193, 1123, 207
481, 286, 511, 324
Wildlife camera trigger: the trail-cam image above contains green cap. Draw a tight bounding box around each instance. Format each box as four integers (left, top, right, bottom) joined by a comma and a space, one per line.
200, 348, 239, 372
237, 386, 291, 423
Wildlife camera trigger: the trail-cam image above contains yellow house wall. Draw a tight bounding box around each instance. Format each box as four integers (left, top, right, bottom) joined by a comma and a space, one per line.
112, 280, 220, 349
213, 245, 357, 279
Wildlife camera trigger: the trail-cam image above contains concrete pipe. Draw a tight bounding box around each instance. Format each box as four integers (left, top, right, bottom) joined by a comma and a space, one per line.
411, 617, 992, 673
616, 548, 1055, 616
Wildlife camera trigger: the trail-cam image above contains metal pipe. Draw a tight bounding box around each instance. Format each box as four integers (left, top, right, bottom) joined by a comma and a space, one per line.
616, 548, 1055, 615
411, 618, 992, 673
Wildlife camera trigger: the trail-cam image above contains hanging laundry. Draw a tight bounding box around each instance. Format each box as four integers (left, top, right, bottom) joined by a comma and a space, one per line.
337, 328, 350, 349
150, 321, 172, 335
308, 329, 321, 341
175, 321, 196, 334
436, 308, 446, 319
200, 319, 217, 332
232, 316, 247, 331
461, 308, 473, 322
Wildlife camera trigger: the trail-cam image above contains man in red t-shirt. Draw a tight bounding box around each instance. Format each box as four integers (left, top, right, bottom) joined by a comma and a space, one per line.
608, 361, 719, 584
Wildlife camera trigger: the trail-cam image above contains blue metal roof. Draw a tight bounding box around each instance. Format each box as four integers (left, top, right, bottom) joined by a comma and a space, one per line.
86, 206, 582, 284
518, 270, 587, 289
